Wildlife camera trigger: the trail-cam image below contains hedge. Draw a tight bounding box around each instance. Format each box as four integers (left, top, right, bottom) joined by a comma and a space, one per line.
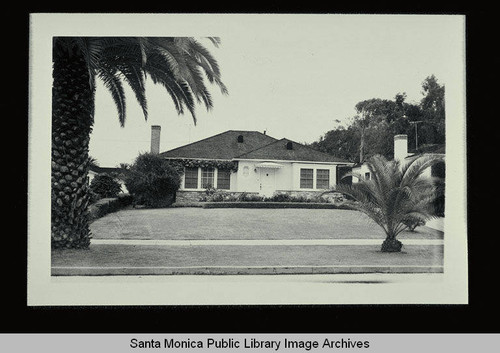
89, 194, 133, 221
202, 202, 355, 210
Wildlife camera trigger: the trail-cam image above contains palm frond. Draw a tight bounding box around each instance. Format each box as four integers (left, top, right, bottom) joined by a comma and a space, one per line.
206, 37, 221, 48
116, 62, 148, 120
96, 65, 126, 126
400, 154, 444, 188
144, 58, 197, 123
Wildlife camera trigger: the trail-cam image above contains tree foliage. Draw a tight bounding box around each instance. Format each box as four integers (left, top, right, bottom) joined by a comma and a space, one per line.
90, 173, 123, 199
125, 153, 181, 208
310, 75, 445, 163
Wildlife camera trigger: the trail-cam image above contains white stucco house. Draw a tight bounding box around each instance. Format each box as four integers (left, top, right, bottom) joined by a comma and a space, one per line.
155, 129, 353, 202
351, 134, 445, 183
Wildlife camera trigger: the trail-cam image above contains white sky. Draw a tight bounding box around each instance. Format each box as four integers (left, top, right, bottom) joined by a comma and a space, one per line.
88, 14, 465, 167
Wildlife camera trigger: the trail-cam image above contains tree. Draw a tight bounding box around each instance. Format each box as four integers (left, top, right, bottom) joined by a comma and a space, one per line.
89, 174, 122, 199
419, 75, 445, 145
51, 37, 227, 249
331, 154, 444, 252
309, 125, 359, 163
124, 153, 181, 208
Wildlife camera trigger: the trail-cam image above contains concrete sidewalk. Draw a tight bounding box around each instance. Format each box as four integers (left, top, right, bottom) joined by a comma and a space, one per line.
90, 238, 444, 246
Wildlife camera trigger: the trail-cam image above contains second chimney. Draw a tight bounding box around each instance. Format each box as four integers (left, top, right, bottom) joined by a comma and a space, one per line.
151, 125, 161, 154
394, 134, 408, 163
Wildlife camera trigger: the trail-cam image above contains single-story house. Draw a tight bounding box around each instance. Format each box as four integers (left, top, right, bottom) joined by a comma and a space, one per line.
156, 129, 353, 202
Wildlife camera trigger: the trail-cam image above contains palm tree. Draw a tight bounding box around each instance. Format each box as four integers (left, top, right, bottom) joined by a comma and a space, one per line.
51, 37, 227, 249
331, 154, 444, 252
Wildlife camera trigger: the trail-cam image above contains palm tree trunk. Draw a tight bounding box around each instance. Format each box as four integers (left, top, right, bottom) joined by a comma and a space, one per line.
380, 233, 402, 252
51, 42, 95, 249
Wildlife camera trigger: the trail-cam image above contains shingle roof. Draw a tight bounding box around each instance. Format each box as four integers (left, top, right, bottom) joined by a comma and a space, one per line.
159, 130, 278, 160
236, 138, 350, 163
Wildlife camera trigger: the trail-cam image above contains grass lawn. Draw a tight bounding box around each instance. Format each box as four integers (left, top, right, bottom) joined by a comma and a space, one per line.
90, 207, 443, 241
52, 244, 443, 270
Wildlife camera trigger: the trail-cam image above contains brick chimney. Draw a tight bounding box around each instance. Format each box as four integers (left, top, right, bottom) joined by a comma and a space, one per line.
151, 125, 161, 154
394, 134, 408, 163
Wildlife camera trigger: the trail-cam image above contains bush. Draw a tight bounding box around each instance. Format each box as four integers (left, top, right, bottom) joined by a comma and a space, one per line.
124, 153, 181, 208
403, 217, 426, 231
89, 174, 122, 199
265, 193, 292, 202
207, 190, 230, 202
202, 202, 354, 209
239, 192, 264, 202
89, 194, 133, 221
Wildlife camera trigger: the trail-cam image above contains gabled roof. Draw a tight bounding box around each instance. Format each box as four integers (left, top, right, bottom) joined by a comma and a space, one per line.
236, 138, 350, 163
159, 130, 278, 160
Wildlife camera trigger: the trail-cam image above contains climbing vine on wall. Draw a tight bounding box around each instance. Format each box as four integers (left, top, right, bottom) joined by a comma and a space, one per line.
167, 159, 238, 172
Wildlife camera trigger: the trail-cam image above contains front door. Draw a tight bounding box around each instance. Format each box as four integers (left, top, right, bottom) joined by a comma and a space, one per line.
260, 169, 276, 197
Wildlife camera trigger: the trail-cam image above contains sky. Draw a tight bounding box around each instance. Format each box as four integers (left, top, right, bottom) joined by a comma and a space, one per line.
88, 14, 465, 167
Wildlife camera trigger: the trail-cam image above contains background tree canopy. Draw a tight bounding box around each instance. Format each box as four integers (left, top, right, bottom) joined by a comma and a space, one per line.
309, 75, 445, 163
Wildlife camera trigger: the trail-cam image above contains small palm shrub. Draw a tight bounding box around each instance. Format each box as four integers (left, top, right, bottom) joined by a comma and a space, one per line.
332, 154, 444, 252
402, 217, 426, 231
125, 153, 181, 208
89, 174, 122, 199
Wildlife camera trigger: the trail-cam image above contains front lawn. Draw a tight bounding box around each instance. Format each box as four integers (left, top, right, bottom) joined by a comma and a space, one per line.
90, 208, 443, 241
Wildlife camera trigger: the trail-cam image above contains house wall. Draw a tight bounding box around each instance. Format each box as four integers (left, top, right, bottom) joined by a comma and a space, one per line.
351, 164, 371, 183
234, 161, 261, 193
236, 160, 340, 194
178, 160, 344, 196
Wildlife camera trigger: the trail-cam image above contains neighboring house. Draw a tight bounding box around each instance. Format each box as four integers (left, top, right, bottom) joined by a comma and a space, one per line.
352, 134, 445, 182
157, 129, 353, 202
88, 165, 129, 194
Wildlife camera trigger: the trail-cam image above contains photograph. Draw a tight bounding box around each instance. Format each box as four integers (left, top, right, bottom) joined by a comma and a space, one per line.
28, 13, 467, 306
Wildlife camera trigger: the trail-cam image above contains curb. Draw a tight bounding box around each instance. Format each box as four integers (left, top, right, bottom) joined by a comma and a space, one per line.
52, 265, 444, 276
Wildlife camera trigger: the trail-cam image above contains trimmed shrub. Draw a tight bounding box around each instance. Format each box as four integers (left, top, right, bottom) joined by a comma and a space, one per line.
239, 192, 264, 202
265, 193, 293, 202
89, 194, 133, 221
202, 202, 355, 209
89, 173, 122, 199
125, 153, 181, 208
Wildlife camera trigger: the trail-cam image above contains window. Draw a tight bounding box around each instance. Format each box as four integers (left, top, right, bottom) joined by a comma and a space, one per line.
365, 172, 371, 180
201, 167, 215, 188
217, 169, 231, 190
300, 168, 314, 189
184, 167, 198, 189
316, 169, 330, 189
